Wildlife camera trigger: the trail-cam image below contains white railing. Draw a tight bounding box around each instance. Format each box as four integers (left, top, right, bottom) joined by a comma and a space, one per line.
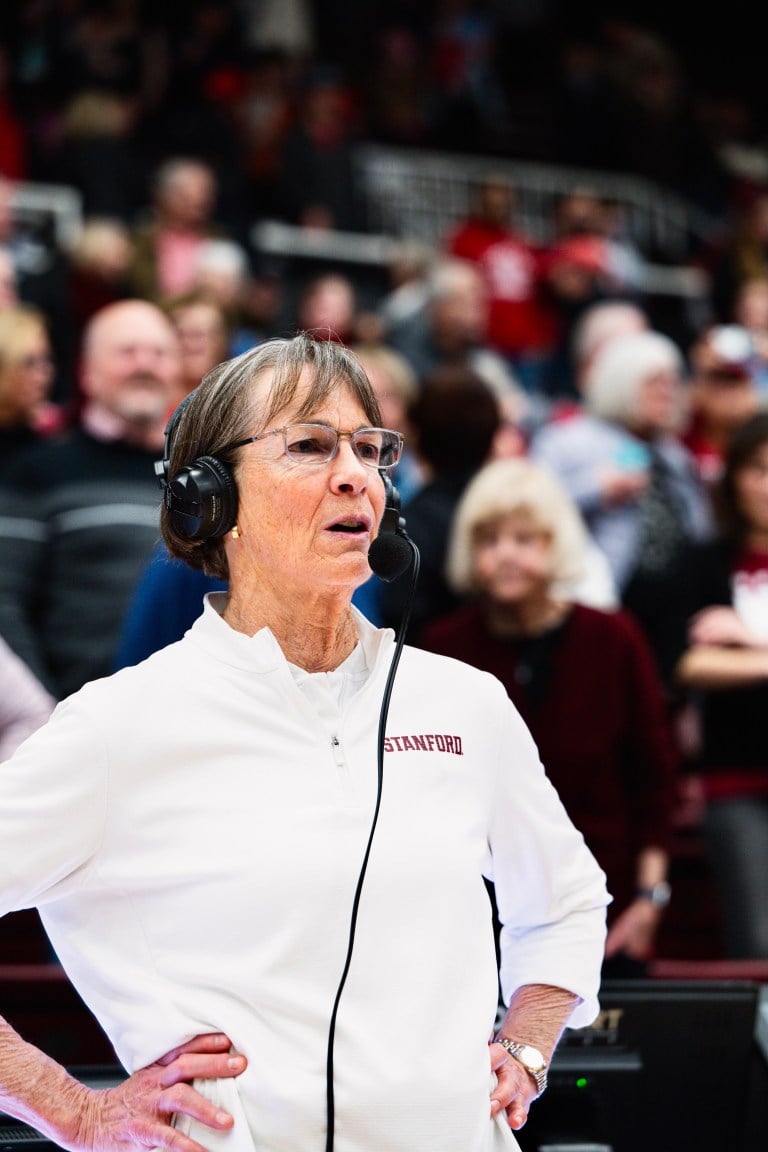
352, 144, 714, 261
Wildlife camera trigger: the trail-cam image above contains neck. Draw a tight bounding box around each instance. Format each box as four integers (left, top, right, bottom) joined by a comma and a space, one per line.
223, 588, 360, 672
483, 591, 569, 638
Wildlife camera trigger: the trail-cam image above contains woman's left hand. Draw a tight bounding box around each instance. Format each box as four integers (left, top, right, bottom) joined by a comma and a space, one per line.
488, 1041, 538, 1130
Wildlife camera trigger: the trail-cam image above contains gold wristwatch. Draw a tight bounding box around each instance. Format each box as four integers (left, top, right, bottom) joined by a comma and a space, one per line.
494, 1037, 548, 1095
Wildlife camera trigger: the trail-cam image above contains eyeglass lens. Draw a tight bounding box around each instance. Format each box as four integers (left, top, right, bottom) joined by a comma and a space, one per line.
284, 425, 401, 468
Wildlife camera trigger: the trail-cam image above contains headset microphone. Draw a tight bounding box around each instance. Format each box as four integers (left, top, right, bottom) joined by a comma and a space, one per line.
367, 474, 416, 582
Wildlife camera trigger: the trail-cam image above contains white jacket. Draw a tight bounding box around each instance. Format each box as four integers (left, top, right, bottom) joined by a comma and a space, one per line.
0, 594, 609, 1152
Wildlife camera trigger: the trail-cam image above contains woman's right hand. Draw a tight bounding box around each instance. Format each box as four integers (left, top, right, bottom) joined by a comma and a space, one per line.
74, 1033, 247, 1152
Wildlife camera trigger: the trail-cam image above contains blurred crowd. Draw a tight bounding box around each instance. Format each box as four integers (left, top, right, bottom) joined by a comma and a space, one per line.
3, 0, 768, 970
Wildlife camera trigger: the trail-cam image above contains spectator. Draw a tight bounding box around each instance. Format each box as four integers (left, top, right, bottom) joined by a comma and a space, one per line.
531, 328, 713, 689
385, 254, 527, 416
707, 186, 768, 323
161, 288, 232, 408
190, 237, 268, 355
52, 89, 145, 224
378, 362, 501, 637
275, 65, 365, 232
351, 340, 424, 506
730, 274, 768, 394
296, 271, 360, 345
127, 156, 231, 303
443, 172, 559, 392
0, 298, 182, 698
682, 323, 763, 492
0, 302, 64, 471
0, 634, 54, 761
673, 411, 768, 957
419, 456, 675, 975
64, 216, 135, 372
546, 296, 651, 425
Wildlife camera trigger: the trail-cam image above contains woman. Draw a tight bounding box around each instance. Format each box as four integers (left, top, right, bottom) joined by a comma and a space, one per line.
419, 456, 678, 976
0, 335, 609, 1152
0, 303, 64, 472
674, 411, 768, 958
530, 327, 713, 691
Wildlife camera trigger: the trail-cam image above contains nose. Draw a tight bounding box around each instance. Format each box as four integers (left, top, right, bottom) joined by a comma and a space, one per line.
329, 436, 369, 494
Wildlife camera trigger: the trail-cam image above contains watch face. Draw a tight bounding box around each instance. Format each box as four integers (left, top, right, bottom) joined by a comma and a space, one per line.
518, 1045, 546, 1071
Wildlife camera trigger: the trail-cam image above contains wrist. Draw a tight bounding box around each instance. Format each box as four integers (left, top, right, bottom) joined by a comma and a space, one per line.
492, 1036, 548, 1096
634, 880, 671, 908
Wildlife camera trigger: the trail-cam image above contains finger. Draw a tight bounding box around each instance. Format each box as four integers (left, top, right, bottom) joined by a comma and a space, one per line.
155, 1124, 232, 1152
489, 1059, 521, 1112
160, 1052, 247, 1088
157, 1034, 233, 1065
157, 1082, 236, 1130
506, 1102, 529, 1130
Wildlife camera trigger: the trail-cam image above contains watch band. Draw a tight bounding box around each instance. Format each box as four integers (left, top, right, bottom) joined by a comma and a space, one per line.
635, 880, 671, 907
493, 1037, 548, 1095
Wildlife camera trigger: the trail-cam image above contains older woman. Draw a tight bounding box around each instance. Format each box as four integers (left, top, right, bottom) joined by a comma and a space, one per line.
530, 328, 713, 690
0, 335, 609, 1152
419, 457, 679, 976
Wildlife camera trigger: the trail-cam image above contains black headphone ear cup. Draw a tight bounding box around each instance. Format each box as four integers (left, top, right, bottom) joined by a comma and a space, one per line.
166, 454, 238, 540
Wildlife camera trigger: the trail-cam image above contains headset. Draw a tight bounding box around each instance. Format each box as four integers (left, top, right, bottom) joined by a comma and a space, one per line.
154, 390, 239, 540
155, 389, 419, 1152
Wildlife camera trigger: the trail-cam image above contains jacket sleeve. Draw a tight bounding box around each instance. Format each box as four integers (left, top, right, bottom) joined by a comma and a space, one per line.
0, 696, 107, 916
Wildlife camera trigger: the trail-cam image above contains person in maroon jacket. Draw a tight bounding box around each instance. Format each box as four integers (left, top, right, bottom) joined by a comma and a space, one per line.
418, 456, 679, 976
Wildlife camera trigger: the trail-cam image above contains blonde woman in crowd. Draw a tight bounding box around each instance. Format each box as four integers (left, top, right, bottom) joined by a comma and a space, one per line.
419, 456, 677, 976
0, 303, 62, 472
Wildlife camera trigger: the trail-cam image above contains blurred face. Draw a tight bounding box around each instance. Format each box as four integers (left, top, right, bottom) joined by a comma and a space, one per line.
633, 367, 682, 434
734, 279, 768, 330
299, 278, 355, 337
9, 327, 54, 417
432, 275, 488, 346
358, 357, 407, 433
171, 301, 229, 384
230, 370, 387, 597
692, 368, 759, 433
161, 165, 216, 228
471, 510, 553, 605
81, 302, 182, 426
735, 444, 768, 536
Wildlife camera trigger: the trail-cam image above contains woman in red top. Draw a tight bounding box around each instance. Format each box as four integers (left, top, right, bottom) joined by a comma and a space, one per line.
419, 456, 678, 976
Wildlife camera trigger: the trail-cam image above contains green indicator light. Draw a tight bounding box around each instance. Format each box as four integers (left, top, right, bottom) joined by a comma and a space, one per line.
576, 1077, 588, 1089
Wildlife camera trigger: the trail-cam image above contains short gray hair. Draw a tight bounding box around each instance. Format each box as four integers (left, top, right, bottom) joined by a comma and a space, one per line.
583, 329, 684, 425
446, 457, 593, 594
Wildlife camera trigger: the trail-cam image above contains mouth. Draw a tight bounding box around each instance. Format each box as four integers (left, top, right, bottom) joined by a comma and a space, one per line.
326, 516, 372, 535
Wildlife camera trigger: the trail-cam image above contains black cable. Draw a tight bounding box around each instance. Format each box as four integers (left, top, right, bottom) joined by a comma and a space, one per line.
323, 540, 420, 1152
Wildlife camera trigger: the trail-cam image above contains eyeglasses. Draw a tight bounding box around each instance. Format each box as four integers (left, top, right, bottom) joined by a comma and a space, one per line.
220, 423, 404, 470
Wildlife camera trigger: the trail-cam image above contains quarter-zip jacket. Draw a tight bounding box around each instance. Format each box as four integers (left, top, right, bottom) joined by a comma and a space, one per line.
0, 594, 609, 1152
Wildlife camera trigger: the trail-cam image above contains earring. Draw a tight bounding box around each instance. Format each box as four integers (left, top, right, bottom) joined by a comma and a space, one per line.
231, 525, 240, 539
